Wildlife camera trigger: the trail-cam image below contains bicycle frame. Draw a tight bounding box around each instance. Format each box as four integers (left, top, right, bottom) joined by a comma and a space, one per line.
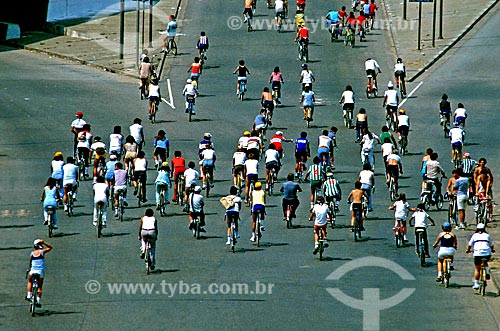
29, 273, 40, 316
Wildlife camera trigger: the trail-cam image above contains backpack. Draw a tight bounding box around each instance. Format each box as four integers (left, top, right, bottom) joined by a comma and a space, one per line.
220, 195, 235, 209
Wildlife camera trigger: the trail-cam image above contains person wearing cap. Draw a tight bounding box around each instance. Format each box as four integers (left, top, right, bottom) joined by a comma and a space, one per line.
71, 111, 87, 157
182, 78, 198, 114
188, 185, 206, 233
308, 196, 330, 254
155, 162, 172, 211
50, 152, 65, 200
382, 81, 399, 127
250, 182, 266, 241
365, 57, 381, 89
104, 153, 118, 189
40, 177, 60, 229
113, 162, 128, 215
183, 161, 200, 211
453, 168, 469, 229
109, 126, 124, 161
90, 136, 107, 181
76, 123, 92, 178
93, 176, 109, 227
246, 130, 264, 160
270, 131, 292, 159
449, 121, 464, 163
299, 63, 315, 91
148, 78, 161, 122
322, 171, 342, 211
397, 108, 410, 144
238, 131, 251, 151
153, 130, 170, 170
170, 151, 186, 202
26, 239, 53, 306
62, 156, 79, 211
432, 222, 457, 282
466, 223, 495, 289
198, 133, 214, 158
200, 145, 216, 189
129, 118, 145, 151
409, 203, 436, 258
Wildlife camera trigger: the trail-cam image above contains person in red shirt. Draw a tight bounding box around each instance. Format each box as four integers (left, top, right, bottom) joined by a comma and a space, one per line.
295, 23, 309, 44
356, 11, 366, 39
297, 0, 306, 11
170, 150, 186, 202
369, 0, 378, 27
270, 131, 293, 159
346, 11, 357, 28
187, 57, 202, 82
338, 6, 347, 24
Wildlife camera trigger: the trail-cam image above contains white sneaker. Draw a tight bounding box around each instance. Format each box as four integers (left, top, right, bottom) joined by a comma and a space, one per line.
472, 283, 480, 290
226, 237, 232, 245
235, 230, 240, 238
250, 234, 256, 242
93, 221, 97, 226
64, 205, 68, 212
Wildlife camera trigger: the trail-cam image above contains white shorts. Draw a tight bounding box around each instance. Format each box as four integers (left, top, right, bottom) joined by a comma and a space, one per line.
438, 247, 456, 259
456, 194, 468, 210
255, 123, 266, 131
29, 269, 44, 278
238, 77, 248, 81
115, 185, 127, 194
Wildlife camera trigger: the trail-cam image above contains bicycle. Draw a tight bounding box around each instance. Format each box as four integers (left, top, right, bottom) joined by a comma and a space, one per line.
284, 201, 294, 229
385, 111, 398, 132
442, 114, 451, 138
452, 146, 462, 170
296, 159, 307, 182
362, 195, 369, 219
45, 205, 56, 238
246, 180, 255, 207
304, 105, 313, 128
77, 156, 86, 181
238, 80, 247, 101
365, 74, 378, 98
150, 99, 159, 124
203, 165, 213, 198
394, 220, 404, 248
186, 94, 196, 122
164, 37, 178, 55
158, 186, 168, 217
193, 214, 201, 239
234, 170, 244, 196
329, 23, 341, 42
396, 76, 405, 98
399, 133, 408, 155
127, 160, 134, 187
447, 193, 458, 228
272, 86, 280, 107
327, 198, 336, 228
267, 167, 275, 196
140, 78, 148, 100
226, 214, 238, 253
475, 195, 492, 226
415, 227, 427, 267
343, 107, 354, 129
344, 27, 355, 47
255, 211, 262, 247
317, 228, 326, 261
421, 179, 444, 210
137, 180, 143, 207
441, 256, 453, 288
96, 201, 105, 238
177, 175, 186, 206
66, 189, 75, 217
389, 176, 398, 202
478, 257, 489, 296
144, 235, 155, 275
116, 188, 125, 222
27, 272, 41, 316
352, 204, 363, 242
277, 12, 284, 32
298, 40, 309, 62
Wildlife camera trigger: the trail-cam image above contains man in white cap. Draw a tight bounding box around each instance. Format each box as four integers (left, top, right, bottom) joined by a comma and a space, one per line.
182, 78, 198, 113
188, 185, 206, 234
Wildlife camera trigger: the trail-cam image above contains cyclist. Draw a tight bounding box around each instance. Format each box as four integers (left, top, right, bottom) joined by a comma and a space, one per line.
466, 223, 495, 289
50, 152, 64, 199
322, 171, 342, 211
423, 152, 446, 199
198, 133, 214, 170
347, 181, 368, 231
365, 57, 381, 89
309, 196, 330, 254
182, 78, 198, 114
381, 137, 394, 173
449, 123, 464, 163
133, 150, 148, 203
389, 193, 414, 242
299, 63, 315, 91
62, 156, 79, 211
93, 176, 109, 227
265, 144, 281, 188
421, 147, 433, 191
233, 60, 250, 95
382, 81, 399, 128
269, 66, 284, 104
301, 84, 315, 121
338, 6, 347, 24
297, 0, 306, 11
355, 108, 368, 143
40, 177, 59, 229
155, 162, 172, 211
233, 147, 247, 188
90, 136, 107, 181
70, 111, 87, 157
243, 0, 253, 24
360, 128, 380, 171
138, 208, 158, 270
187, 57, 202, 82
281, 173, 302, 220
188, 185, 206, 233
200, 145, 216, 189
394, 57, 406, 95
294, 131, 310, 178
253, 108, 268, 142
409, 203, 436, 257
439, 93, 451, 126
123, 135, 138, 174
161, 15, 177, 52
339, 85, 355, 123
76, 123, 92, 178
453, 102, 467, 127
104, 153, 118, 189
304, 156, 324, 208
453, 168, 469, 229
275, 0, 285, 29
113, 162, 128, 215
386, 149, 403, 194
474, 158, 494, 199
356, 10, 367, 39
247, 130, 264, 159
432, 222, 458, 282
138, 56, 153, 98
359, 163, 375, 212
261, 87, 275, 124
318, 129, 334, 166
170, 151, 186, 203
238, 130, 251, 151
25, 239, 53, 307
153, 130, 170, 170
129, 118, 145, 152
461, 152, 476, 186
397, 108, 410, 143
183, 161, 200, 211
295, 9, 305, 32
270, 130, 292, 159
224, 186, 242, 245
295, 23, 310, 54
196, 31, 209, 60
109, 126, 124, 161
244, 153, 260, 203
250, 182, 266, 241
148, 78, 161, 121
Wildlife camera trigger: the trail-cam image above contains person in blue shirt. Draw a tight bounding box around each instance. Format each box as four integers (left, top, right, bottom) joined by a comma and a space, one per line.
104, 153, 118, 188
280, 173, 302, 220
294, 131, 310, 178
453, 168, 469, 229
300, 84, 315, 120
153, 130, 170, 170
155, 162, 172, 211
162, 15, 177, 51
40, 177, 59, 229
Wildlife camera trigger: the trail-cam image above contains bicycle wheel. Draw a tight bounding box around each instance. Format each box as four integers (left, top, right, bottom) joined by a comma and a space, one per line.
195, 220, 201, 239
256, 216, 261, 247
47, 214, 53, 238
419, 242, 426, 267
170, 40, 178, 55
205, 173, 211, 198
145, 244, 151, 275
231, 220, 236, 253
436, 194, 443, 210
395, 230, 401, 248
30, 283, 38, 316
137, 182, 142, 207
319, 240, 324, 261
448, 203, 456, 227
97, 210, 103, 238
119, 196, 124, 222
353, 220, 359, 242
159, 192, 165, 217
443, 262, 450, 288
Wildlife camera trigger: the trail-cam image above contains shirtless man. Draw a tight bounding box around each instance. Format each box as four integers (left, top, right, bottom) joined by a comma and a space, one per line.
347, 181, 368, 230
243, 0, 253, 23
474, 158, 493, 198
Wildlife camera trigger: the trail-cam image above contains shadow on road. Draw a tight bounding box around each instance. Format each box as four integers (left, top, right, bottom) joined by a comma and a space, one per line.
0, 246, 31, 251
52, 232, 80, 238
0, 224, 34, 229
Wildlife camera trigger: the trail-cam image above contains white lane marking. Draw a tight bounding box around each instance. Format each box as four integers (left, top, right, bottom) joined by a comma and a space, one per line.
398, 81, 423, 108
162, 79, 175, 109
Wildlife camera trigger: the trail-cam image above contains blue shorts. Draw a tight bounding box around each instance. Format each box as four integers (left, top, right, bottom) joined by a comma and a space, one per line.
247, 174, 258, 182
252, 204, 265, 213
451, 142, 462, 149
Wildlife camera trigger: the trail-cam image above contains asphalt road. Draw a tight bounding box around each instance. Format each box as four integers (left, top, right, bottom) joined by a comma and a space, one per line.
0, 0, 499, 330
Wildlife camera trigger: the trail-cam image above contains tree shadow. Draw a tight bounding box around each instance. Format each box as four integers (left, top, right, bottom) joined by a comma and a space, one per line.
0, 224, 34, 229
153, 120, 176, 124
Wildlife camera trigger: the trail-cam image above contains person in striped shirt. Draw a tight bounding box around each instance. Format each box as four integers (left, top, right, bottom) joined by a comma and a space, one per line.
305, 156, 325, 208
322, 171, 342, 211
196, 31, 209, 59
461, 152, 476, 201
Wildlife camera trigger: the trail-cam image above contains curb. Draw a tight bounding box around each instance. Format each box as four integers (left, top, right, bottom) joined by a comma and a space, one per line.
409, 0, 500, 82
381, 0, 400, 61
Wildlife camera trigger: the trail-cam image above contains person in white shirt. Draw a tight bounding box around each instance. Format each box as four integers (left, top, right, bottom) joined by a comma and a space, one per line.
138, 208, 158, 269
360, 128, 380, 171
409, 203, 436, 257
388, 193, 415, 242
381, 137, 394, 172
71, 111, 87, 157
299, 63, 315, 91
359, 163, 375, 211
148, 79, 161, 122
188, 186, 206, 233
238, 131, 251, 151
265, 144, 281, 190
466, 223, 495, 289
383, 81, 399, 126
339, 85, 355, 122
364, 57, 381, 88
183, 161, 200, 211
453, 102, 467, 127
449, 124, 464, 162
308, 196, 330, 254
109, 126, 124, 160
62, 156, 79, 211
129, 118, 145, 151
200, 147, 216, 189
182, 79, 198, 113
275, 0, 285, 28
244, 154, 260, 203
233, 147, 247, 188
397, 108, 410, 142
93, 176, 109, 227
393, 57, 406, 95
77, 124, 93, 178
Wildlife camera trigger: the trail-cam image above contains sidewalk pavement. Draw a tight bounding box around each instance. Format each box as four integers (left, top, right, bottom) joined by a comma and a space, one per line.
1, 0, 499, 295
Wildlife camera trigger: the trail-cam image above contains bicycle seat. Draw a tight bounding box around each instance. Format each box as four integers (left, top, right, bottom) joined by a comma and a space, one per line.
45, 206, 56, 214
415, 228, 426, 232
